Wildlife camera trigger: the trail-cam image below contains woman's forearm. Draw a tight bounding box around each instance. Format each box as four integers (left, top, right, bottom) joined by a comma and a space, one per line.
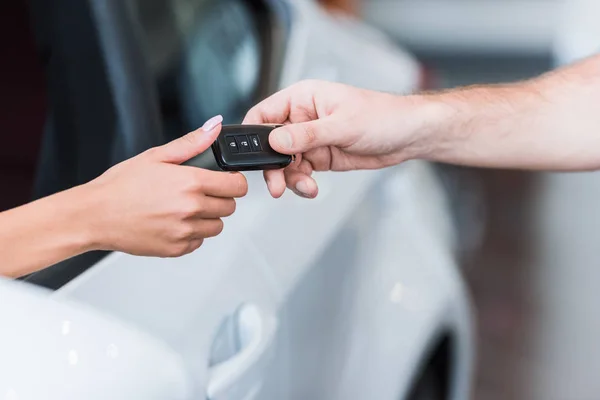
0, 117, 247, 277
0, 185, 99, 278
412, 54, 600, 171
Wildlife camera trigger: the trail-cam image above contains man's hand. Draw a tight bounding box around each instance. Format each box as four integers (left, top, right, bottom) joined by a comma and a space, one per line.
88, 115, 248, 257
247, 54, 600, 200
244, 80, 430, 198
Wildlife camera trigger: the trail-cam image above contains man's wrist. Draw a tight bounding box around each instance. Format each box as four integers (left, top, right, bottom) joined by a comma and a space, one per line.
388, 92, 455, 162
400, 79, 550, 168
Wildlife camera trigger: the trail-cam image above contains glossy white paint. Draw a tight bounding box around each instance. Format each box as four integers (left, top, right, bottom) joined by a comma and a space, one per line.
0, 1, 473, 399
0, 278, 191, 400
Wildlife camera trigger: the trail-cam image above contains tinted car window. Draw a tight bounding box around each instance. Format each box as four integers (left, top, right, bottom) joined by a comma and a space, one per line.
20, 0, 273, 288
136, 0, 265, 142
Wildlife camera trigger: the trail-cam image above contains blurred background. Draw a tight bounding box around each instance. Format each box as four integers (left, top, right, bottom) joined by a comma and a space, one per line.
2, 0, 600, 398
319, 0, 599, 399
320, 0, 599, 399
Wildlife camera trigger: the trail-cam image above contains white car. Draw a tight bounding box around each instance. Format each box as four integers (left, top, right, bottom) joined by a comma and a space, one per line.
0, 0, 473, 399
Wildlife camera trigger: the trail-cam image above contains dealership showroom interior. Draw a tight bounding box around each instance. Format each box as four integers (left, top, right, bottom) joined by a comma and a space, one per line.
1, 0, 600, 399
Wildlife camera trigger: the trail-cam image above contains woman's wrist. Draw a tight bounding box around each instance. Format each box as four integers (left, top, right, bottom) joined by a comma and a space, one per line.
55, 183, 106, 254
0, 184, 102, 278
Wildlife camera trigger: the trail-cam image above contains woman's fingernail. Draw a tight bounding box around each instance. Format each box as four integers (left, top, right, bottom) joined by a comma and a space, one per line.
273, 129, 293, 149
202, 115, 223, 132
295, 180, 312, 198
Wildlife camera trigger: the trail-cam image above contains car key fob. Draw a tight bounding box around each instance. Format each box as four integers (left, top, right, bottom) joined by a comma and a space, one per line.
211, 124, 294, 171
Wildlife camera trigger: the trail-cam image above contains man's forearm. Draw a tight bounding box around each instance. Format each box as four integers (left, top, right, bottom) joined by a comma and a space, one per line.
0, 185, 99, 278
410, 54, 600, 171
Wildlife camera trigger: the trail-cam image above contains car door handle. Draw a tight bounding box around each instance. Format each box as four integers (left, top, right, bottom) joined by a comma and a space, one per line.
206, 303, 278, 400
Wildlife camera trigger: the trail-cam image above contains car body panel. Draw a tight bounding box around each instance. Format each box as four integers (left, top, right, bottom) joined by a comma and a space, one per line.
257, 161, 472, 400
0, 278, 192, 400
0, 1, 472, 399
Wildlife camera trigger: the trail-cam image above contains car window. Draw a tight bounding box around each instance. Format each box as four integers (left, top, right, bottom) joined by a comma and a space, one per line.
20, 0, 275, 289
136, 0, 265, 142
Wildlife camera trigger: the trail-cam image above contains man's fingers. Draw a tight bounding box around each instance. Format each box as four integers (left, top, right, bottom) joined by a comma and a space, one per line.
263, 168, 318, 199
152, 115, 223, 164
284, 170, 318, 199
243, 80, 325, 125
243, 87, 293, 125
263, 153, 317, 198
268, 119, 336, 155
264, 169, 286, 198
192, 170, 248, 198
296, 159, 314, 176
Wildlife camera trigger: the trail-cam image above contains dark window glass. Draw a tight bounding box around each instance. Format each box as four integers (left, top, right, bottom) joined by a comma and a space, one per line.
136, 0, 265, 142
0, 1, 48, 212
17, 0, 270, 288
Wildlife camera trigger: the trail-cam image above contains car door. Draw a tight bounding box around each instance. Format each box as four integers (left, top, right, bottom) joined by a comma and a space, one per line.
21, 1, 463, 399
23, 0, 287, 398
238, 2, 448, 399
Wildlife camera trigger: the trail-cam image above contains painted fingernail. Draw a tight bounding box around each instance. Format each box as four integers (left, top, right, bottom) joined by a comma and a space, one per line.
295, 180, 312, 198
202, 115, 223, 132
273, 129, 293, 149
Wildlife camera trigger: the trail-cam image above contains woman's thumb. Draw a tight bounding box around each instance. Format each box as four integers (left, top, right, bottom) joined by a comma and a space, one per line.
152, 115, 223, 164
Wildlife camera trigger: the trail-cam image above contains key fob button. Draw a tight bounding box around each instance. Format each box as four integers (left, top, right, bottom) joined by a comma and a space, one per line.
235, 135, 251, 153
249, 134, 262, 152
209, 124, 293, 171
226, 136, 239, 153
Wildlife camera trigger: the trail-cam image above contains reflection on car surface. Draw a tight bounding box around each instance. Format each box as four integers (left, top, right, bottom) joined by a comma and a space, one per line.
0, 1, 473, 399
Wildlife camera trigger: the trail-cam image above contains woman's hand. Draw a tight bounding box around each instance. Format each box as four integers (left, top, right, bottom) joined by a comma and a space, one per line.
243, 80, 429, 198
0, 116, 248, 278
87, 115, 248, 257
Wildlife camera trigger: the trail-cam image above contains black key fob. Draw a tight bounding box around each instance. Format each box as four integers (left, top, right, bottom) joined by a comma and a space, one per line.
211, 124, 294, 171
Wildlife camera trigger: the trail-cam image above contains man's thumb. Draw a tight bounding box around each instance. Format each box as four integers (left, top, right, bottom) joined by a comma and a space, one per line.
269, 119, 336, 154
153, 115, 223, 164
